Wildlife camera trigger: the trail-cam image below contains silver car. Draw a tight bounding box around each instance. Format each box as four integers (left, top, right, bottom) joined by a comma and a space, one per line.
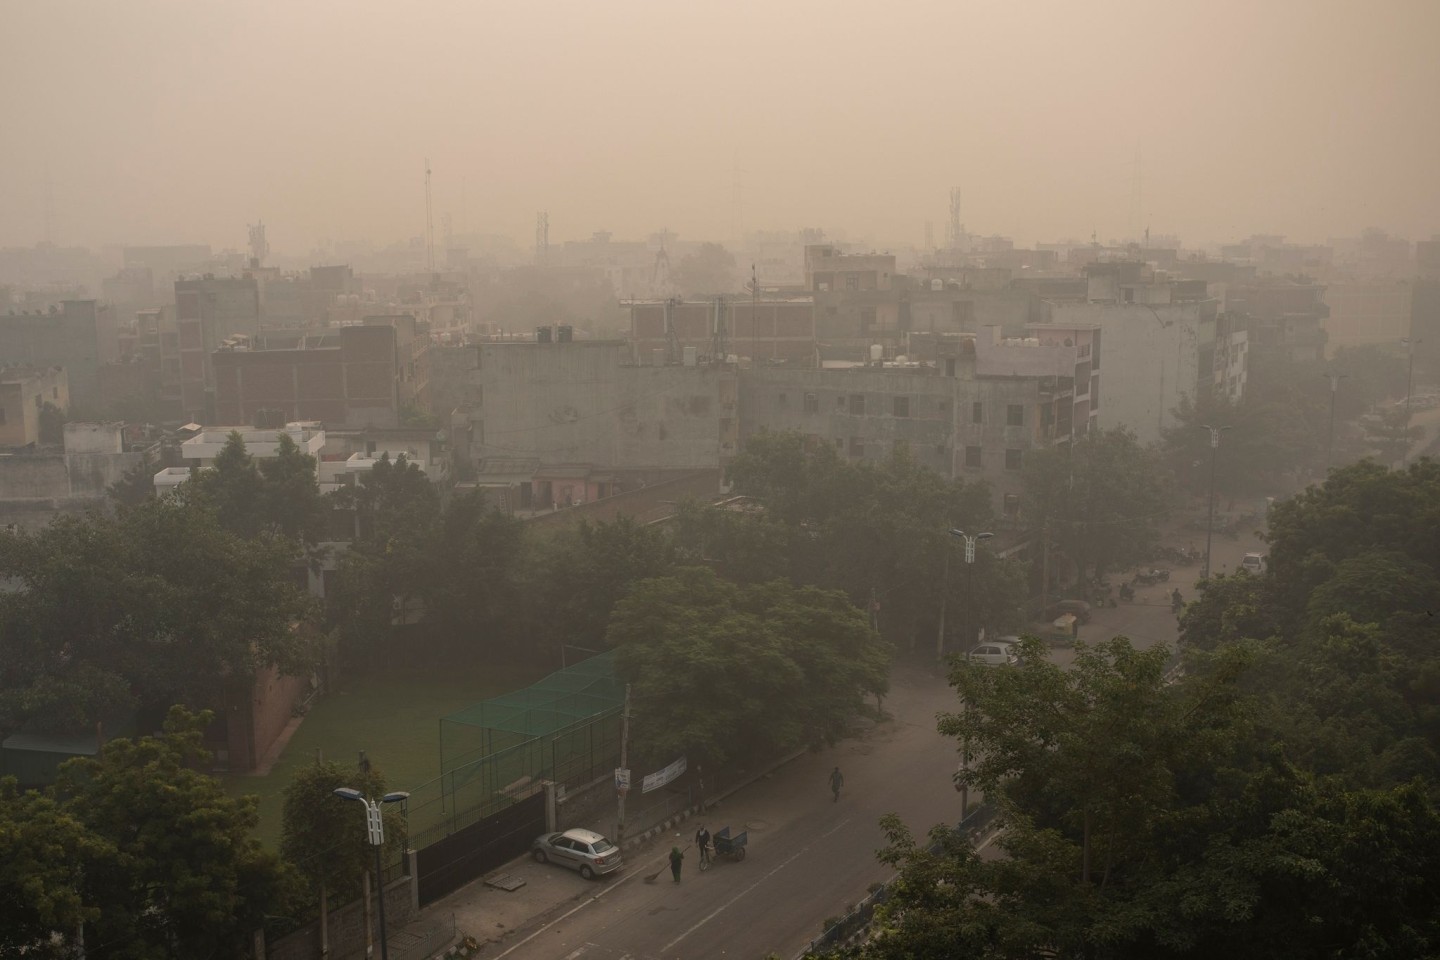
966, 642, 1019, 667
532, 828, 623, 879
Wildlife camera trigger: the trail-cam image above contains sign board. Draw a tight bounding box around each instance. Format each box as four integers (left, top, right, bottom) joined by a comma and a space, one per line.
641, 756, 687, 794
614, 767, 631, 792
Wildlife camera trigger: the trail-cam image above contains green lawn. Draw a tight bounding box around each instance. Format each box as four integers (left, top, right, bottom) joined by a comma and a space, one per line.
226, 663, 544, 850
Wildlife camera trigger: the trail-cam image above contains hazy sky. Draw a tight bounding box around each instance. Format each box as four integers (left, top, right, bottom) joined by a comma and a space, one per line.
3, 0, 1438, 254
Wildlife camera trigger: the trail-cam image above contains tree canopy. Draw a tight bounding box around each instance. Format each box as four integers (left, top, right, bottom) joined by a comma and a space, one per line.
0, 708, 293, 959
0, 498, 313, 739
607, 566, 891, 768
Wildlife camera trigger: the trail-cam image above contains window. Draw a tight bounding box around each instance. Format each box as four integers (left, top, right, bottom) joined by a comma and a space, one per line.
1003, 493, 1021, 518
836, 396, 847, 409
1006, 404, 1024, 427
845, 274, 860, 292
849, 437, 865, 458
52, 387, 59, 399
0, 407, 6, 425
972, 402, 984, 424
892, 396, 909, 418
946, 358, 957, 377
804, 392, 818, 413
777, 392, 788, 408
849, 394, 865, 415
1005, 448, 1023, 470
965, 445, 983, 468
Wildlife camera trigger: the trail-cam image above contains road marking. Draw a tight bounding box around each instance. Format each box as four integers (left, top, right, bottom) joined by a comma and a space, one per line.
661, 818, 853, 953
563, 947, 592, 959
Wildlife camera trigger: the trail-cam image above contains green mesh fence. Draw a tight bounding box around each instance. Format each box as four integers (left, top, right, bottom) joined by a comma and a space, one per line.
410, 652, 624, 843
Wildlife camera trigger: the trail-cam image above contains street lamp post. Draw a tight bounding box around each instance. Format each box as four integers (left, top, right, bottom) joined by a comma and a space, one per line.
1199, 424, 1230, 581
1322, 373, 1348, 472
949, 528, 992, 822
1402, 338, 1421, 468
334, 788, 410, 960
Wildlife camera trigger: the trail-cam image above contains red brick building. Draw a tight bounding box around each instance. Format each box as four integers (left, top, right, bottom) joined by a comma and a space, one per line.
213, 320, 427, 429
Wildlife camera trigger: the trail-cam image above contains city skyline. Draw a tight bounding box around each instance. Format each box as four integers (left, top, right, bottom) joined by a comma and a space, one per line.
3, 0, 1437, 253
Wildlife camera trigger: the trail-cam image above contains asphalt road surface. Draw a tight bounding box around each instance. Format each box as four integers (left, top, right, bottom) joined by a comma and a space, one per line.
477, 526, 1259, 960
478, 662, 973, 960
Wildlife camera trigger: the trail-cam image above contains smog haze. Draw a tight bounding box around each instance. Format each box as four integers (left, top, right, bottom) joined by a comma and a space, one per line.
3, 0, 1438, 251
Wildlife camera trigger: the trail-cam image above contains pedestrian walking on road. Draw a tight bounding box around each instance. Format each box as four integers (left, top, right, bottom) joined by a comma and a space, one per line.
695, 825, 711, 867
830, 766, 844, 802
669, 845, 684, 883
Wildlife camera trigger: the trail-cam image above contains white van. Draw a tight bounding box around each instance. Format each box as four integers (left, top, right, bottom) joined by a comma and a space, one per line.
1241, 552, 1265, 574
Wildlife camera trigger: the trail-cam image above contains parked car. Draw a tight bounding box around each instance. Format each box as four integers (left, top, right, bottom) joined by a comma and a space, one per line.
966, 641, 1019, 666
532, 828, 623, 879
1043, 599, 1092, 624
1240, 552, 1266, 574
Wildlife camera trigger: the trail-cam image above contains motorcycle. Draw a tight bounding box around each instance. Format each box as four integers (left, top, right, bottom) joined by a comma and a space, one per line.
1132, 568, 1170, 586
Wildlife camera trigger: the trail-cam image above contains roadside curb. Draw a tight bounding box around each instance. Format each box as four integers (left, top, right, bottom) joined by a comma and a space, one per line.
620, 747, 810, 851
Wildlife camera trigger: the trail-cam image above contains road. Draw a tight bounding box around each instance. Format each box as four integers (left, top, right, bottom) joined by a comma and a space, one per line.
474, 526, 1261, 960
477, 662, 974, 960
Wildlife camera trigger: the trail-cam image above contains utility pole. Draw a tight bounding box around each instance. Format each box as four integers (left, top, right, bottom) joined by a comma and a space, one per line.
616, 684, 631, 843
1200, 424, 1230, 580
1402, 338, 1421, 467
751, 263, 758, 367
1323, 373, 1348, 472
936, 543, 951, 660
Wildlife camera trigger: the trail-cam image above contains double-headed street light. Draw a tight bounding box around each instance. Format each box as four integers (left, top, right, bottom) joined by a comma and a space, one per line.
1199, 424, 1230, 581
938, 529, 994, 658
334, 787, 410, 960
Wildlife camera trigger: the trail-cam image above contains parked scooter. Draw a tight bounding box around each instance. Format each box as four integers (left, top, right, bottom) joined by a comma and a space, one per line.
1132, 568, 1171, 587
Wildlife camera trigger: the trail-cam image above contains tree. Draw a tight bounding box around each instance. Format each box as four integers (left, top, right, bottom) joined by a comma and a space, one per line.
257, 432, 327, 544
1162, 390, 1318, 498
183, 430, 264, 537
107, 450, 158, 506
1023, 427, 1170, 580
0, 778, 114, 959
668, 498, 792, 585
0, 498, 314, 736
673, 242, 738, 297
54, 707, 293, 958
281, 759, 406, 946
607, 567, 890, 768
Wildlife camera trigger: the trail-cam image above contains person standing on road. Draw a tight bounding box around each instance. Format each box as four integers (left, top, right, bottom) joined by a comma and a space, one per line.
669, 845, 684, 883
830, 766, 844, 802
695, 825, 711, 866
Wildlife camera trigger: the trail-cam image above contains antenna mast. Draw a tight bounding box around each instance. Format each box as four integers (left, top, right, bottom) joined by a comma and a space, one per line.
425, 159, 436, 274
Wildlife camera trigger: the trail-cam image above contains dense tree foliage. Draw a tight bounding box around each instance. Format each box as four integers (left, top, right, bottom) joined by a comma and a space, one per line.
1022, 427, 1170, 580
0, 498, 314, 737
183, 430, 328, 544
280, 758, 406, 935
827, 458, 1440, 958
727, 432, 1024, 649
1, 708, 292, 959
607, 567, 890, 767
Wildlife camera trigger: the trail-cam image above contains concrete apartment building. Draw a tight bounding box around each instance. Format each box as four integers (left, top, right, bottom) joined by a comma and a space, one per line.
738, 328, 1096, 519
1323, 281, 1415, 357
211, 317, 427, 430
0, 300, 116, 410
175, 275, 262, 421
0, 366, 69, 447
464, 339, 738, 508
627, 298, 817, 365
1045, 262, 1225, 445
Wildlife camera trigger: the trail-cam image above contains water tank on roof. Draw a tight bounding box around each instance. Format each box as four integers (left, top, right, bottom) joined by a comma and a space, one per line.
536, 326, 553, 343
557, 324, 573, 342
870, 343, 884, 362
931, 279, 943, 291
683, 345, 698, 366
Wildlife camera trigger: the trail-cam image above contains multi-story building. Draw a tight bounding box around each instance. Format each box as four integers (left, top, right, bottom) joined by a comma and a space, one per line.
1323, 281, 1415, 357
1045, 263, 1223, 444
0, 300, 116, 410
627, 298, 817, 365
1225, 278, 1329, 363
0, 366, 69, 446
175, 275, 262, 421
738, 327, 1097, 519
211, 317, 427, 430
464, 339, 738, 508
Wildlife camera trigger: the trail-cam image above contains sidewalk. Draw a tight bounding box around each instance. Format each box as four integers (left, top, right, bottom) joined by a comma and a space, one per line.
395, 748, 810, 958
